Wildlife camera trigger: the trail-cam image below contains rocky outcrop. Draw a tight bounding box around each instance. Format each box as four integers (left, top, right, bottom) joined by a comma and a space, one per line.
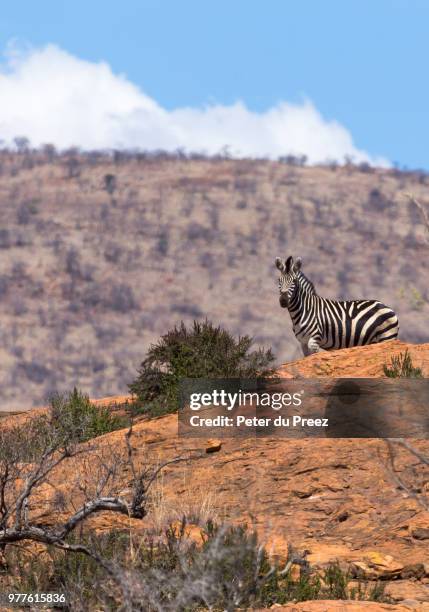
278, 340, 429, 378
1, 341, 429, 608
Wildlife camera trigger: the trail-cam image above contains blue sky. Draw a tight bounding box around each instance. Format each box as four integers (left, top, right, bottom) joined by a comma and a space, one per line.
0, 0, 428, 168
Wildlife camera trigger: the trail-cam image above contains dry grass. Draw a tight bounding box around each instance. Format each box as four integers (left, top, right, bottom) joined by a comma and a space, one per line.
147, 462, 220, 531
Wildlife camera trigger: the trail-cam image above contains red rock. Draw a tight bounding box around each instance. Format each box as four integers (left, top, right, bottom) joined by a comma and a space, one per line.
205, 438, 222, 453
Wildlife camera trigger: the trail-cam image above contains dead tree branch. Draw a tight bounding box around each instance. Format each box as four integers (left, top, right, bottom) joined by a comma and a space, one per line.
0, 424, 189, 554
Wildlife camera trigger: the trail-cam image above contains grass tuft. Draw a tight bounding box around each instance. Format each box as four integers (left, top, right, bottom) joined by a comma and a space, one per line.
383, 350, 423, 378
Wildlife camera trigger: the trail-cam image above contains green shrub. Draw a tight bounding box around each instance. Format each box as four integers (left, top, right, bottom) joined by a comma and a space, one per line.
383, 350, 423, 378
129, 320, 276, 417
49, 388, 128, 444
0, 390, 128, 467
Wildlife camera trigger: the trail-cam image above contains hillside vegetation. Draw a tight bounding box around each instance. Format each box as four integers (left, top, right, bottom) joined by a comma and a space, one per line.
1, 149, 428, 410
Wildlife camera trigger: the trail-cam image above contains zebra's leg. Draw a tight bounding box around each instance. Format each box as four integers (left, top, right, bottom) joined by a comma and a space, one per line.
307, 338, 322, 355
301, 343, 311, 357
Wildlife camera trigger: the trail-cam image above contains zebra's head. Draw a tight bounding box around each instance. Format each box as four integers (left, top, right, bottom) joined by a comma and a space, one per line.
275, 255, 302, 308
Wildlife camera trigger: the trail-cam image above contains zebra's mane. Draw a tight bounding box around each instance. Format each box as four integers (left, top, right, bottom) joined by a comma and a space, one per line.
297, 271, 316, 295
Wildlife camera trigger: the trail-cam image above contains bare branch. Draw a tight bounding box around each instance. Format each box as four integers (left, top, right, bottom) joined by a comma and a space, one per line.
58, 497, 130, 538
0, 419, 201, 609
0, 426, 190, 552
14, 444, 85, 530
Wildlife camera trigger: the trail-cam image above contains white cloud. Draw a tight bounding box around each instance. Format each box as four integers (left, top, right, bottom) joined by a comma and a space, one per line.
0, 43, 388, 165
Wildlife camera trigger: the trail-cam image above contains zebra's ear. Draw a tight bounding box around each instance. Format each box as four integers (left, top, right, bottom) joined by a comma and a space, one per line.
275, 257, 285, 272
293, 257, 302, 272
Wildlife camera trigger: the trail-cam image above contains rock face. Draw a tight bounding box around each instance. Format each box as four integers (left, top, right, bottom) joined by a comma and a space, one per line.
1, 341, 429, 609
277, 340, 429, 378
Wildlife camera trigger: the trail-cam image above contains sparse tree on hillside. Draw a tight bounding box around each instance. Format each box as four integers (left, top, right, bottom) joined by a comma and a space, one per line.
42, 143, 57, 163
66, 157, 80, 179
104, 173, 117, 196
14, 136, 30, 153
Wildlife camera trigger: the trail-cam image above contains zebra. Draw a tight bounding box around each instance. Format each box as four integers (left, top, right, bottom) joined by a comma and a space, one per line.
275, 255, 399, 356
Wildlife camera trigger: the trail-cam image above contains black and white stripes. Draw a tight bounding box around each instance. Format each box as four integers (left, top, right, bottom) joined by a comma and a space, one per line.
276, 256, 399, 356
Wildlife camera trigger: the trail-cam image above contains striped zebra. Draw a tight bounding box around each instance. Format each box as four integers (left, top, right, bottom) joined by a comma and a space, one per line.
276, 256, 399, 356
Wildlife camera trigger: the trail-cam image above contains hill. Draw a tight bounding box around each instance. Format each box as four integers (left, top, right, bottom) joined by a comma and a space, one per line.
1, 150, 428, 410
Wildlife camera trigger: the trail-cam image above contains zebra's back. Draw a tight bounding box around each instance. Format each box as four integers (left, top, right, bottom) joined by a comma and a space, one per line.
317, 298, 399, 350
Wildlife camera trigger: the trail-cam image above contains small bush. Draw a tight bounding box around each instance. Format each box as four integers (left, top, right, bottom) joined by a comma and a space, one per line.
107, 282, 137, 313
0, 416, 51, 463
383, 350, 423, 378
0, 229, 11, 249
104, 173, 117, 195
18, 360, 50, 384
2, 389, 127, 460
171, 302, 203, 318
49, 388, 128, 443
129, 320, 276, 417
